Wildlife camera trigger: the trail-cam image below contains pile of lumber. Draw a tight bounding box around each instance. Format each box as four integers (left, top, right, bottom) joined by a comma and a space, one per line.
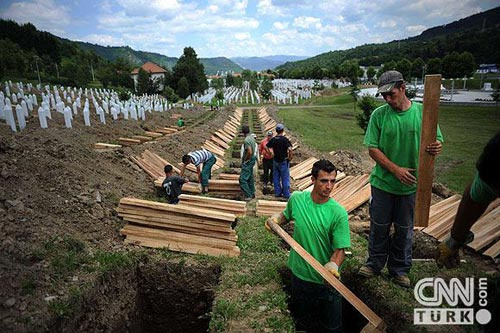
155, 127, 178, 135
118, 197, 240, 257
95, 129, 166, 149
178, 155, 224, 174
130, 149, 179, 179
256, 200, 287, 216
258, 107, 277, 134
290, 157, 319, 180
257, 174, 371, 216
154, 178, 241, 196
218, 173, 240, 180
178, 194, 246, 216
423, 197, 500, 259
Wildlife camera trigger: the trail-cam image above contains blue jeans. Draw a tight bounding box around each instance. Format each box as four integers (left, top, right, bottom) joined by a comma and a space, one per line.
291, 274, 343, 333
273, 160, 290, 198
366, 186, 415, 276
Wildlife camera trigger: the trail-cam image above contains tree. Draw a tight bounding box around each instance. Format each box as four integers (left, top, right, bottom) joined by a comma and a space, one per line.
366, 66, 376, 83
396, 58, 412, 81
234, 76, 243, 89
226, 73, 234, 87
136, 68, 150, 94
411, 58, 426, 80
210, 77, 224, 89
427, 58, 442, 75
242, 69, 253, 81
260, 77, 273, 101
163, 86, 179, 103
177, 76, 190, 99
215, 89, 224, 103
172, 47, 207, 95
249, 77, 258, 91
339, 60, 362, 85
356, 95, 378, 133
458, 52, 475, 78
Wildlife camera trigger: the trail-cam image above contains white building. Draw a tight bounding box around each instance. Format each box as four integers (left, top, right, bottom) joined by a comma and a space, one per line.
130, 62, 167, 92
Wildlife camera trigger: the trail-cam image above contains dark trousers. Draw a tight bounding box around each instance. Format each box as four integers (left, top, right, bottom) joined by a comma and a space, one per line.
291, 275, 343, 333
262, 158, 273, 185
366, 186, 415, 276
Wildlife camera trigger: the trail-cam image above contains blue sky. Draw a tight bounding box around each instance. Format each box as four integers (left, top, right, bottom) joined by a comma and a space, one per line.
0, 0, 498, 58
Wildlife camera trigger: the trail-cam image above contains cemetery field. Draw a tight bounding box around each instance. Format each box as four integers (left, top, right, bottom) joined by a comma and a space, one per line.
277, 95, 499, 193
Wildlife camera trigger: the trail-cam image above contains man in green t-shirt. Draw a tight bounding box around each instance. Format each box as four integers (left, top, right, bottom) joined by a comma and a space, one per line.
358, 70, 444, 288
239, 125, 257, 200
266, 159, 350, 332
177, 117, 184, 127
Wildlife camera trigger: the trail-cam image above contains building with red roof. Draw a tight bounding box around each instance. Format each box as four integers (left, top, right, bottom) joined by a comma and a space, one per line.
130, 62, 168, 92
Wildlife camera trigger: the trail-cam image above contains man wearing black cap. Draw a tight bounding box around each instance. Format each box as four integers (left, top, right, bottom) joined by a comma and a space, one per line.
266, 123, 293, 199
358, 70, 444, 288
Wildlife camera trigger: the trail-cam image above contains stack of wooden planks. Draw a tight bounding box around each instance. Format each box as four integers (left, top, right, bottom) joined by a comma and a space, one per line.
258, 107, 277, 134
118, 197, 240, 257
256, 174, 371, 216
118, 137, 142, 146
178, 194, 247, 216
422, 197, 500, 259
154, 178, 241, 196
289, 157, 319, 180
155, 127, 178, 135
130, 149, 179, 179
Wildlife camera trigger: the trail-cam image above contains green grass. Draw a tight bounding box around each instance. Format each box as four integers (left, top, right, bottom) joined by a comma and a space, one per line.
277, 93, 499, 192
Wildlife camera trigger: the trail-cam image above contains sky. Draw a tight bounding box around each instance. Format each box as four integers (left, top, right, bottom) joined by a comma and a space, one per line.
0, 0, 498, 58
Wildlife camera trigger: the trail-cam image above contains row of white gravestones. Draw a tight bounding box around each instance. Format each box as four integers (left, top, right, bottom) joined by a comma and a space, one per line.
1, 81, 174, 132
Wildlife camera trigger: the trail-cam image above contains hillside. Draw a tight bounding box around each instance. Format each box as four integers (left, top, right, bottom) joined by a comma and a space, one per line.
276, 6, 500, 72
73, 42, 178, 70
231, 55, 308, 71
74, 41, 242, 75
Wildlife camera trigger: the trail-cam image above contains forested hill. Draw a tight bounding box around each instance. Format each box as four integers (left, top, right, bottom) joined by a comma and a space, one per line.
73, 41, 243, 75
276, 6, 500, 73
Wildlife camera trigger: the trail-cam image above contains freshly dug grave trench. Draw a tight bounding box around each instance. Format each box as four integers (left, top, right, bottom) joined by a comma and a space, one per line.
54, 260, 221, 333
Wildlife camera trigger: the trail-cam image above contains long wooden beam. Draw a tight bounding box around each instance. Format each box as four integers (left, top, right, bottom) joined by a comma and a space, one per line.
268, 221, 386, 331
414, 74, 442, 227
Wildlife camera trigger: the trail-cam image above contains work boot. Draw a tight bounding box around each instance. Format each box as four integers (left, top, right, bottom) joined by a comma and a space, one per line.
202, 186, 208, 194
393, 275, 411, 288
357, 265, 378, 278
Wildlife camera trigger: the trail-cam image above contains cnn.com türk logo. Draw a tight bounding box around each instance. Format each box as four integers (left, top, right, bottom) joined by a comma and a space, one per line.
413, 277, 491, 325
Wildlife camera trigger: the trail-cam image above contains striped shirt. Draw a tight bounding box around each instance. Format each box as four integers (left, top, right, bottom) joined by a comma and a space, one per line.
188, 149, 213, 167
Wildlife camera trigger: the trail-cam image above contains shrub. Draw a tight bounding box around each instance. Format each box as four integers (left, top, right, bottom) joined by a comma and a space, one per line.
356, 94, 378, 133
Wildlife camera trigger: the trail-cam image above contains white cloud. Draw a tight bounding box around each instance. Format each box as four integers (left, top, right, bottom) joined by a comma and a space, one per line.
208, 5, 219, 13
257, 0, 287, 16
116, 0, 181, 16
79, 34, 125, 46
273, 21, 289, 30
406, 25, 427, 34
377, 19, 398, 29
0, 0, 70, 32
234, 32, 250, 40
293, 16, 321, 29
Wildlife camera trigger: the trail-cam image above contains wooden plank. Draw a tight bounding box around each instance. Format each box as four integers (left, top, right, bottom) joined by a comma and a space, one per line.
124, 234, 240, 257
121, 224, 237, 249
468, 206, 500, 251
414, 74, 442, 227
94, 143, 122, 149
119, 197, 236, 222
118, 138, 141, 145
144, 131, 164, 138
218, 173, 240, 180
482, 240, 500, 259
131, 135, 153, 142
268, 221, 386, 331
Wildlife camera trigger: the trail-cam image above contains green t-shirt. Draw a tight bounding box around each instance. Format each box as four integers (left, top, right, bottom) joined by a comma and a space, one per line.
364, 102, 444, 195
283, 191, 351, 284
242, 134, 256, 163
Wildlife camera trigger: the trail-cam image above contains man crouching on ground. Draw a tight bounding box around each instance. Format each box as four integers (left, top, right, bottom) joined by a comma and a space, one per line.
266, 159, 350, 332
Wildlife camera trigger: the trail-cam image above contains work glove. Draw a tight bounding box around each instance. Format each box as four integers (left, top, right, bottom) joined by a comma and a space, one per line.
324, 261, 340, 279
436, 231, 474, 269
265, 213, 281, 232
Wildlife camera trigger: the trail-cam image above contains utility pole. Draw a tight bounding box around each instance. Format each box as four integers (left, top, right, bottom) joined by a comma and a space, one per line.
55, 63, 59, 78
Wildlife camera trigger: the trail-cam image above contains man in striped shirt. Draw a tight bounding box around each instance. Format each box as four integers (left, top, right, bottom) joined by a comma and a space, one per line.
180, 149, 217, 194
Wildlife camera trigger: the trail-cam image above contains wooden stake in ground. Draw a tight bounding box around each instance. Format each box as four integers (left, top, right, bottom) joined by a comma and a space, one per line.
268, 221, 387, 332
414, 74, 442, 227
